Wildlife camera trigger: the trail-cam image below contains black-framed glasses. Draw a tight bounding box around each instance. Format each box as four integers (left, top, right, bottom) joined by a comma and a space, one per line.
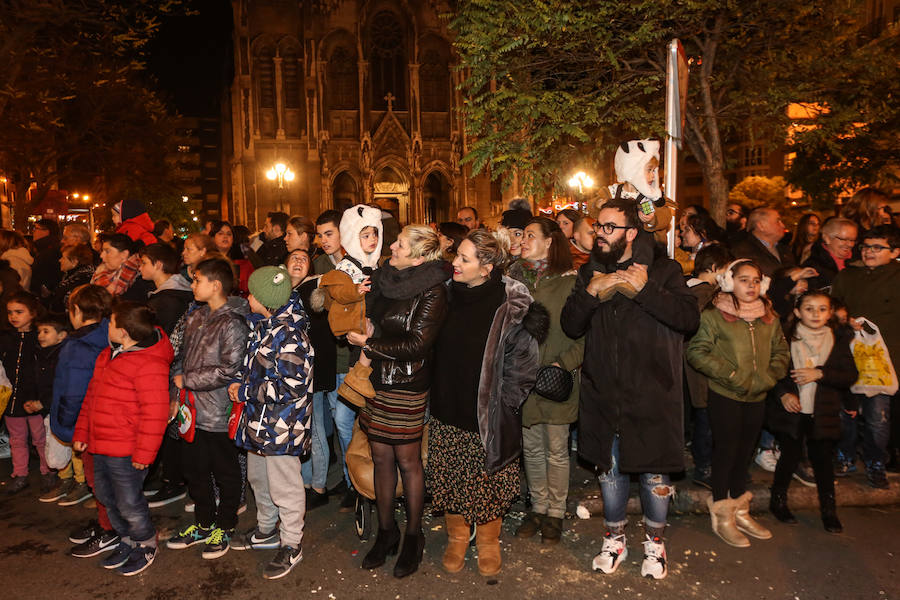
860, 243, 892, 252
726, 208, 742, 216
833, 235, 857, 244
593, 222, 634, 235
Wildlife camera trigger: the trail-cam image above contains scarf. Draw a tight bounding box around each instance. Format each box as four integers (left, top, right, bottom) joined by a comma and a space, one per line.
713, 294, 766, 322
516, 258, 549, 292
791, 323, 834, 415
90, 254, 141, 297
374, 260, 450, 300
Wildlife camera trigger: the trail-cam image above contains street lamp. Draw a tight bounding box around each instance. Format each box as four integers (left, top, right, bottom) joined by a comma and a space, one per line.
265, 162, 295, 189
567, 171, 595, 195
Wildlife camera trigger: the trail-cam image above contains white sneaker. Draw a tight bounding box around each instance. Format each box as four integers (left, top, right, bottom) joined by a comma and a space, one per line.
592, 532, 628, 574
640, 535, 667, 580
754, 448, 779, 473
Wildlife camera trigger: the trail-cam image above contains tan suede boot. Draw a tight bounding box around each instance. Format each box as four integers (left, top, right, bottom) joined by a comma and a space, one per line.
734, 491, 773, 540
442, 513, 469, 573
476, 517, 503, 576
707, 495, 750, 548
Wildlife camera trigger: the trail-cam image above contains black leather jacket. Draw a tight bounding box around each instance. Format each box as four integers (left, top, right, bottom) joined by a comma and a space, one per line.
365, 262, 449, 392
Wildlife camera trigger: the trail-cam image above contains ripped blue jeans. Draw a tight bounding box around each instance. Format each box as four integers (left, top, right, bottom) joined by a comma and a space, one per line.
598, 435, 672, 531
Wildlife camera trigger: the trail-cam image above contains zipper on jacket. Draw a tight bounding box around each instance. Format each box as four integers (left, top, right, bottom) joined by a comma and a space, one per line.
748, 322, 758, 372
9, 334, 23, 414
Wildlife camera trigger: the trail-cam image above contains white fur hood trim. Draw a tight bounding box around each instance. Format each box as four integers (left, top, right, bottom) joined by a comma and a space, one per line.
340, 204, 383, 269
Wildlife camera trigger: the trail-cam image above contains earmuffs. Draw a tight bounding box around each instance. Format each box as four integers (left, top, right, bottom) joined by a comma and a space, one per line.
716, 259, 771, 296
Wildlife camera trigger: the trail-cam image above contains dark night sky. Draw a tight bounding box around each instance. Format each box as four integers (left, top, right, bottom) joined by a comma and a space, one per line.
146, 0, 234, 118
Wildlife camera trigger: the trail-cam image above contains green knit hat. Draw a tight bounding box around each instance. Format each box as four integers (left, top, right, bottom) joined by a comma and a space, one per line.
248, 266, 292, 311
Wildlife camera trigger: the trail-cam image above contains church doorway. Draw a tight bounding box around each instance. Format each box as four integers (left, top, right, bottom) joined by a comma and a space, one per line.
423, 171, 451, 224
373, 165, 408, 224
332, 171, 359, 212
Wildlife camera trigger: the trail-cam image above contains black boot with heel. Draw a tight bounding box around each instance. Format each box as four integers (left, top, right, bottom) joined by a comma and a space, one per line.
393, 529, 425, 578
362, 523, 401, 569
769, 489, 797, 524
819, 491, 842, 533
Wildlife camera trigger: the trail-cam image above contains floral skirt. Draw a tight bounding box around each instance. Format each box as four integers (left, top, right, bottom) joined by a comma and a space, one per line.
426, 417, 520, 525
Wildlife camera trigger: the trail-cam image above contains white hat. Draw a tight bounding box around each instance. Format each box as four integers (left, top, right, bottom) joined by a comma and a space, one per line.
340, 205, 383, 268
614, 139, 661, 200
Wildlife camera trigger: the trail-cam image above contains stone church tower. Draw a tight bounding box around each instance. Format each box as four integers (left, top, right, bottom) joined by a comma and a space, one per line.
226, 0, 502, 229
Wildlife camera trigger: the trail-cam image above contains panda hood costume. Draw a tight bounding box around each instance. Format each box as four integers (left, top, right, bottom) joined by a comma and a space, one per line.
612, 139, 662, 201
339, 204, 383, 271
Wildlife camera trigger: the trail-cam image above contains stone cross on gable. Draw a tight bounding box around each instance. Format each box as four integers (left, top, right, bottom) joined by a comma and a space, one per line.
384, 92, 395, 112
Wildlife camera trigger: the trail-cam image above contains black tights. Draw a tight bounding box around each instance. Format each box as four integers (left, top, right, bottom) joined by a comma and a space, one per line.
370, 440, 424, 535
773, 417, 835, 497
708, 390, 766, 501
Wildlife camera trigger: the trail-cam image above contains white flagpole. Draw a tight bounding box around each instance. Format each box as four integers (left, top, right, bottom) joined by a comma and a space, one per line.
664, 39, 682, 259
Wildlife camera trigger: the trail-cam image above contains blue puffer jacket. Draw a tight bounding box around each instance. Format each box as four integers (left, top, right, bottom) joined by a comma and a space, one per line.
49, 320, 109, 443
234, 292, 314, 457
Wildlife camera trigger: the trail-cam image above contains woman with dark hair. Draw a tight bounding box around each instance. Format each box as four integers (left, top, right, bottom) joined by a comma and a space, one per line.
427, 228, 545, 577
681, 212, 725, 261
209, 221, 253, 295
507, 217, 583, 545
790, 213, 821, 264
437, 222, 468, 261
556, 209, 581, 240
346, 225, 449, 578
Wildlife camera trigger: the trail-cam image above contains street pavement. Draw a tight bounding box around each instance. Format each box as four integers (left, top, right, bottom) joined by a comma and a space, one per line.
1, 453, 898, 600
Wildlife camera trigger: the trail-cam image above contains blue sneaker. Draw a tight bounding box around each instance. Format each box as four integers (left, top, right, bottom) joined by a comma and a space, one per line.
101, 542, 133, 569
118, 545, 157, 577
166, 524, 213, 549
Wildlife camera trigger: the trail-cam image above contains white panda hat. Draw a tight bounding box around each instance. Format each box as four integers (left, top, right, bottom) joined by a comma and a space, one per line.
614, 139, 661, 200
340, 204, 383, 268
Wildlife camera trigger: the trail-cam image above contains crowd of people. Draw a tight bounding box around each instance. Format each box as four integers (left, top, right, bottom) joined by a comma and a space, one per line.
0, 141, 898, 582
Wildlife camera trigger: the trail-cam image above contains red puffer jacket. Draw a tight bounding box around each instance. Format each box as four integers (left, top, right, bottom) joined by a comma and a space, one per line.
73, 328, 173, 466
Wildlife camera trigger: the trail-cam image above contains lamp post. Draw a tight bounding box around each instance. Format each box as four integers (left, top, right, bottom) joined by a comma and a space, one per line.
567, 171, 595, 212
265, 162, 295, 189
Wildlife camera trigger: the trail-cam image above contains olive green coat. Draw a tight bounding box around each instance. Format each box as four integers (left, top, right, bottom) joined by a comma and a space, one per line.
686, 307, 790, 403
508, 263, 584, 426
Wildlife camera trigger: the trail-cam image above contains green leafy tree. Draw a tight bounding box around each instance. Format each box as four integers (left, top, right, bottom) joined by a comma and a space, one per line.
0, 0, 184, 230
451, 0, 897, 224
728, 176, 787, 210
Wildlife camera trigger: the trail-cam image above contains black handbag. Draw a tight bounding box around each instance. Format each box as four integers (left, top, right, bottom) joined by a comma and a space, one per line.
533, 365, 574, 403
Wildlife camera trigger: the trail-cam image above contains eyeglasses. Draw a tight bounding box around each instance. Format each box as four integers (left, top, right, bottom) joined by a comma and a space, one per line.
726, 209, 742, 217
832, 235, 857, 244
592, 222, 634, 235
860, 243, 892, 252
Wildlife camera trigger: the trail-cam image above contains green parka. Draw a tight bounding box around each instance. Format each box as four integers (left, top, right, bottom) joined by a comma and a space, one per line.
686, 306, 790, 403
508, 262, 584, 426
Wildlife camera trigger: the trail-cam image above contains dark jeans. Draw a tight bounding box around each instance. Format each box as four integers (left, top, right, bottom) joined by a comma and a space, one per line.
773, 416, 834, 497
691, 407, 713, 471
838, 393, 892, 466
91, 454, 155, 547
161, 433, 184, 485
182, 429, 241, 530
708, 391, 765, 501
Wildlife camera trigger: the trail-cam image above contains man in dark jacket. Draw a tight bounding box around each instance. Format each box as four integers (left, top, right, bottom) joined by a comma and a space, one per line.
561, 198, 699, 580
30, 218, 62, 300
256, 211, 289, 266
138, 243, 193, 335
802, 218, 858, 291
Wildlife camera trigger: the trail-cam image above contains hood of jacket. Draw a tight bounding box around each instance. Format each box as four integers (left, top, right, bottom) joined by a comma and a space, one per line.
614, 139, 661, 200
150, 272, 192, 295
3, 246, 33, 270
339, 204, 383, 268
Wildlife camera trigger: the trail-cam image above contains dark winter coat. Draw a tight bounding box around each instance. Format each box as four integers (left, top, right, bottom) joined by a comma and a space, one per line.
35, 342, 62, 415
802, 241, 841, 291
146, 274, 193, 335
30, 236, 61, 299
50, 321, 109, 443
235, 293, 314, 456
831, 260, 900, 367
365, 261, 449, 392
768, 325, 858, 440
0, 329, 39, 417
476, 276, 545, 473
48, 264, 94, 314
172, 296, 250, 433
298, 278, 336, 392
255, 235, 288, 267
684, 279, 718, 409
561, 248, 700, 473
72, 328, 173, 465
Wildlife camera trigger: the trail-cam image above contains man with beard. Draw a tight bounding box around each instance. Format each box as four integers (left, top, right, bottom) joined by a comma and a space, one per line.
561, 198, 699, 580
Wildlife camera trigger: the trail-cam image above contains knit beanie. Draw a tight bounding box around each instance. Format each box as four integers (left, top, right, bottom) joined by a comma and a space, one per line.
248, 266, 292, 311
613, 139, 661, 200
